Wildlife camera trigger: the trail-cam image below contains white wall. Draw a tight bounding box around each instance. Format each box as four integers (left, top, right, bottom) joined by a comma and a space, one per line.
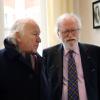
0, 0, 4, 48
74, 0, 100, 46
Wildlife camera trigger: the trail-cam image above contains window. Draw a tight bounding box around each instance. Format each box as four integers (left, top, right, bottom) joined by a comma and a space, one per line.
4, 0, 41, 35
4, 0, 44, 54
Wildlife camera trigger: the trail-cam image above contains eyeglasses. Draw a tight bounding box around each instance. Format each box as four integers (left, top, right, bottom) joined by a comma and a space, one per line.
60, 28, 80, 34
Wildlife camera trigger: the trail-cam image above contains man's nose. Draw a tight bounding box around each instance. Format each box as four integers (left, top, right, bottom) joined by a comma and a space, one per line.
67, 32, 73, 37
37, 36, 41, 43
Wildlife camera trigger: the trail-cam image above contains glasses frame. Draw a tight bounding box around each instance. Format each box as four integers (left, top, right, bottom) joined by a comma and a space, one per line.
60, 28, 80, 35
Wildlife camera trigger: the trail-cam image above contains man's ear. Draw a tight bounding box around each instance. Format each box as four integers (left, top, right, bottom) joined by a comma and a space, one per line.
15, 32, 21, 42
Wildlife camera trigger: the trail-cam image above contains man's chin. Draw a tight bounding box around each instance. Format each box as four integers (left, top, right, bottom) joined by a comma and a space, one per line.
32, 49, 37, 53
65, 40, 76, 48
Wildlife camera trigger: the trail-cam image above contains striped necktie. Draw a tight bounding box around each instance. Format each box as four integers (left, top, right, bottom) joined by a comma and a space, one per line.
68, 50, 79, 100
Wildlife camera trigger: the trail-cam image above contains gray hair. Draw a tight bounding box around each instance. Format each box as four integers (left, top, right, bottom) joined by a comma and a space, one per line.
10, 19, 25, 36
7, 18, 38, 45
56, 13, 82, 32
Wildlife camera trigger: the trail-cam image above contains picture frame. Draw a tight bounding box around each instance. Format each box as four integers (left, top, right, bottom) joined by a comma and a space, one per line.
92, 1, 100, 28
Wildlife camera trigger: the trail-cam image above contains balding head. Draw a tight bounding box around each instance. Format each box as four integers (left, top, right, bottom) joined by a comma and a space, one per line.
7, 18, 41, 54
10, 18, 40, 37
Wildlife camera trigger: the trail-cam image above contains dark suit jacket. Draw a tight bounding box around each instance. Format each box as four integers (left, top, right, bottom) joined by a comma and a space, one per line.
0, 39, 43, 100
42, 43, 100, 100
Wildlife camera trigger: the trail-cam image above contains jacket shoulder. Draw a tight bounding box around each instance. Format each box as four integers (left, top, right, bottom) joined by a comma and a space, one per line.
43, 44, 62, 53
79, 43, 100, 50
0, 49, 6, 59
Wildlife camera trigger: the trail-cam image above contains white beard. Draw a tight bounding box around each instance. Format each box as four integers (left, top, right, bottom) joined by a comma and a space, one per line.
63, 41, 78, 50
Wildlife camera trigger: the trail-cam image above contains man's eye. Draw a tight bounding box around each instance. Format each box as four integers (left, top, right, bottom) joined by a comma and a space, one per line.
32, 33, 37, 35
32, 33, 39, 36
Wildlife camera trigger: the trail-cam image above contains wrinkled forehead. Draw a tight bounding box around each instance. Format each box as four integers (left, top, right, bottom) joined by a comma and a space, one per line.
23, 21, 40, 33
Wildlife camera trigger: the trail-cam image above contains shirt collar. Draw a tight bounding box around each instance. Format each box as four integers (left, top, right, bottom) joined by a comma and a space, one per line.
63, 43, 80, 56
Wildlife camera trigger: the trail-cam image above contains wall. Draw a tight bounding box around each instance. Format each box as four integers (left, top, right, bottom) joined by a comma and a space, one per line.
46, 0, 68, 46
0, 0, 4, 48
46, 0, 100, 47
74, 0, 100, 46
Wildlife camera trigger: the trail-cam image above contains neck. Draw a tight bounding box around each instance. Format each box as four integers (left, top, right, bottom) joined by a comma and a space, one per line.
63, 42, 78, 50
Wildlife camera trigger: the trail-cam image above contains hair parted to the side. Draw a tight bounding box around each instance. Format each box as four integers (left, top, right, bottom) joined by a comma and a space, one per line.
56, 13, 82, 33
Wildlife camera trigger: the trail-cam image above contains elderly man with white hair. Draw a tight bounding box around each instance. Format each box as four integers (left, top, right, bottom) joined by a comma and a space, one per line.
42, 13, 100, 100
0, 18, 42, 100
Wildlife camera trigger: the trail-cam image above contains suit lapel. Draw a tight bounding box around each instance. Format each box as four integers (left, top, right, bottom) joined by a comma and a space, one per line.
79, 43, 98, 100
53, 44, 63, 100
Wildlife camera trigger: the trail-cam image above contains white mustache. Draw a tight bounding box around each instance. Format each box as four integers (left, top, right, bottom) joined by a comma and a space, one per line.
67, 38, 76, 41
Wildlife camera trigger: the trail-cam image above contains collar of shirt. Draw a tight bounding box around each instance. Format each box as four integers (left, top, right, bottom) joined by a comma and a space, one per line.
63, 43, 80, 56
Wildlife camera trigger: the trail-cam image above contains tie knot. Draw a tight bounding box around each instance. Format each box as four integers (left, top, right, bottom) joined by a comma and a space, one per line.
68, 50, 74, 55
